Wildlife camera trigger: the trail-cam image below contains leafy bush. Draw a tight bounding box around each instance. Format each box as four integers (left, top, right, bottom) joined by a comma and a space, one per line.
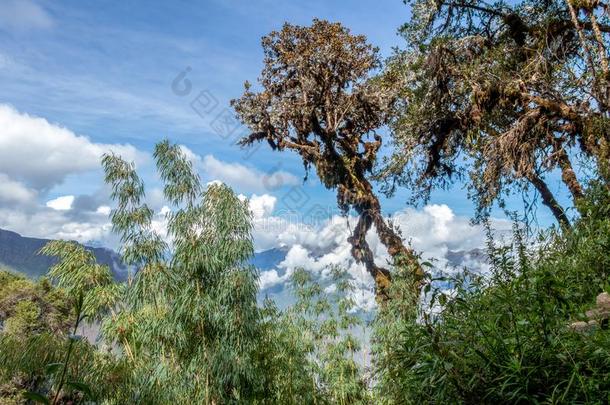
0, 271, 72, 338
0, 267, 128, 404
373, 183, 610, 404
0, 332, 129, 404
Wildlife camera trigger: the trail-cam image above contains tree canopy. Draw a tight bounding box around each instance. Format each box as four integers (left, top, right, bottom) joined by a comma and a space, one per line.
101, 141, 262, 403
232, 19, 424, 300
379, 0, 610, 227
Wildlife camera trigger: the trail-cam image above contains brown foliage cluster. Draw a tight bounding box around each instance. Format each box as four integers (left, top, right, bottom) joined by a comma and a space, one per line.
232, 20, 423, 299
382, 0, 610, 228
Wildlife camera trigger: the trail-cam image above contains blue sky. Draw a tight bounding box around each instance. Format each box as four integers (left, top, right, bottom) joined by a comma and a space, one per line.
0, 0, 572, 250
0, 0, 416, 214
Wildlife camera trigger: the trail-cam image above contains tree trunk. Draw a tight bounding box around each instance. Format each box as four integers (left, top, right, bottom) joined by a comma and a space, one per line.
348, 211, 392, 300
527, 172, 571, 229
346, 179, 424, 301
556, 148, 584, 206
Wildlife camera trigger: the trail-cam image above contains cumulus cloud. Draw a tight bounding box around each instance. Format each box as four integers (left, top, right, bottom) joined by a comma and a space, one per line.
203, 155, 300, 192
0, 105, 152, 245
389, 204, 505, 262
0, 205, 113, 244
46, 195, 75, 211
259, 269, 288, 290
252, 203, 512, 311
0, 104, 146, 190
96, 206, 111, 216
0, 173, 37, 206
0, 200, 173, 249
248, 194, 276, 219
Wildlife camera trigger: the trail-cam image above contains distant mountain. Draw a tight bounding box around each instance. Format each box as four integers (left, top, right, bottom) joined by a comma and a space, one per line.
445, 248, 487, 269
0, 227, 488, 303
250, 247, 287, 270
0, 228, 129, 281
0, 228, 289, 284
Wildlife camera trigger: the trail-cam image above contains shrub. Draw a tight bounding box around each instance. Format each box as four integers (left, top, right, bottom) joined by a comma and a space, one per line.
373, 183, 610, 404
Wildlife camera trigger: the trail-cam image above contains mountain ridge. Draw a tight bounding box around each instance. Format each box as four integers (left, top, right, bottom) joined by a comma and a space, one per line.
0, 228, 129, 281
0, 228, 290, 283
0, 228, 487, 297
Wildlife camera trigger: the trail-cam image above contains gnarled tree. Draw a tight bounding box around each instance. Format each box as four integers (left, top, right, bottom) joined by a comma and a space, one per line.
380, 0, 610, 228
232, 19, 423, 299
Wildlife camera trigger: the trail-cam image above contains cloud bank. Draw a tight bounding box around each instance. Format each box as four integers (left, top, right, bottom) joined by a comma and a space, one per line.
180, 145, 300, 193
0, 105, 298, 244
249, 200, 512, 311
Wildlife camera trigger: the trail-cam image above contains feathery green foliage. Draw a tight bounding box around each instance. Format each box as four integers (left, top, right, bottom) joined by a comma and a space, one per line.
100, 140, 263, 403
257, 267, 370, 404
38, 241, 117, 404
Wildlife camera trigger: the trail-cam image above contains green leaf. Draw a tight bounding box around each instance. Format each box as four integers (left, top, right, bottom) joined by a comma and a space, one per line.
516, 319, 529, 326
44, 362, 63, 375
66, 381, 93, 399
23, 392, 50, 404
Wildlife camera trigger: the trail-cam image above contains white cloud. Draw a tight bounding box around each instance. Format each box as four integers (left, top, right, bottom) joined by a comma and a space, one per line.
424, 204, 454, 240
0, 206, 112, 244
259, 269, 289, 290
96, 205, 111, 216
202, 154, 300, 192
46, 195, 75, 211
249, 202, 512, 310
248, 194, 276, 219
177, 144, 300, 193
0, 106, 153, 246
0, 104, 146, 190
0, 0, 54, 33
0, 173, 37, 205
280, 244, 318, 271
0, 201, 174, 249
